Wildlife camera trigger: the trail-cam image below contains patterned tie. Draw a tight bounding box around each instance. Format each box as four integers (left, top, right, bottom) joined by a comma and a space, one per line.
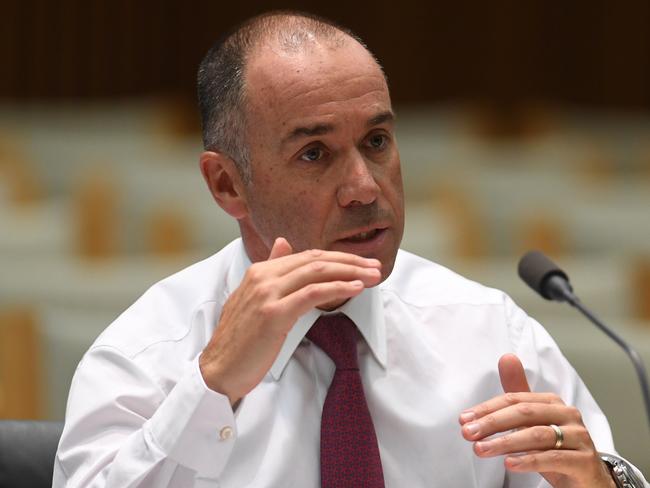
307, 313, 385, 488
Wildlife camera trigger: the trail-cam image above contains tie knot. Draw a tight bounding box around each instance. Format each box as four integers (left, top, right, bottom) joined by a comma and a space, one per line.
307, 313, 359, 370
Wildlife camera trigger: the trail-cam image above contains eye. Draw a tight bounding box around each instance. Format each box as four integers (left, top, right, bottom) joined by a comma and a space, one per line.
299, 146, 326, 162
366, 133, 388, 151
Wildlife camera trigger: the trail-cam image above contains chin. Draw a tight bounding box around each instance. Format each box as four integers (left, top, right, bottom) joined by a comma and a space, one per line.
378, 254, 397, 282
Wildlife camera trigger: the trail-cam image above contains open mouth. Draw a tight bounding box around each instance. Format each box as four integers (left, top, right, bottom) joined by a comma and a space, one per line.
341, 228, 385, 243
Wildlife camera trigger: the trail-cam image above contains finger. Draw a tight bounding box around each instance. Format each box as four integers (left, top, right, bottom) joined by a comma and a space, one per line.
504, 449, 603, 478
499, 354, 531, 394
265, 248, 382, 277
275, 279, 365, 321
461, 403, 572, 441
276, 260, 382, 296
473, 424, 588, 457
268, 237, 293, 260
460, 392, 564, 425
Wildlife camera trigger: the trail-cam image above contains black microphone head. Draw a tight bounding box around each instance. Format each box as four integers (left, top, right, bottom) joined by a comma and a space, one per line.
518, 250, 571, 300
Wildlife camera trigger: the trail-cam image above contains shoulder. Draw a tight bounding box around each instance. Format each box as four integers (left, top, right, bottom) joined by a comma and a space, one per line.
380, 249, 541, 373
89, 239, 244, 358
380, 248, 507, 308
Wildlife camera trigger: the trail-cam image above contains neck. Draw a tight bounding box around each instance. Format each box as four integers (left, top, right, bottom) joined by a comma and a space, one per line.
238, 220, 270, 263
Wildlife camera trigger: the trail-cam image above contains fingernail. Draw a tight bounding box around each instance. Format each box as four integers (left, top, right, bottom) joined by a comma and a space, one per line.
460, 411, 475, 423
465, 422, 480, 436
507, 456, 521, 467
475, 441, 490, 453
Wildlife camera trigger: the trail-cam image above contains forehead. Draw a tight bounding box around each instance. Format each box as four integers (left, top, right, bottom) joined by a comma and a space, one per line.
244, 39, 391, 132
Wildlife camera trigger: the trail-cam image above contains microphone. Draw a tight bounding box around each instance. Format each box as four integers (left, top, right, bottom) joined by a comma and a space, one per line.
518, 250, 650, 432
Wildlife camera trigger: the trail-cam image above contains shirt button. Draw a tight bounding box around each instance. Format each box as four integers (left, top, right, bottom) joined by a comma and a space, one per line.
219, 426, 234, 441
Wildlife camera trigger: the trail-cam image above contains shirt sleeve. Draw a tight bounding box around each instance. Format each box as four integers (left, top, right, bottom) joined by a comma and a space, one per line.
502, 294, 649, 487
53, 346, 237, 487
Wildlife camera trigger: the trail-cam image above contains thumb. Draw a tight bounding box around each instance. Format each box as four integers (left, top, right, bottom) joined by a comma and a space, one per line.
268, 237, 293, 260
498, 354, 531, 393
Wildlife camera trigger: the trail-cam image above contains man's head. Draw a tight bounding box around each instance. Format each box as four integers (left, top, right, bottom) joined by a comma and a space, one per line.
198, 11, 404, 280
197, 12, 372, 183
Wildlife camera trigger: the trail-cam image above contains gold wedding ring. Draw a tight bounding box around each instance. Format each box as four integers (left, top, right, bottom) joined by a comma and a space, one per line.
549, 424, 564, 449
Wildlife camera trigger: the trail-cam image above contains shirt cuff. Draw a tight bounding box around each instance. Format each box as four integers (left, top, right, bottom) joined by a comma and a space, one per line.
145, 355, 236, 478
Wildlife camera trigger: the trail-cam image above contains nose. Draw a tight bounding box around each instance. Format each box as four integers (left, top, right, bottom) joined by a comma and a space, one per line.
336, 151, 381, 208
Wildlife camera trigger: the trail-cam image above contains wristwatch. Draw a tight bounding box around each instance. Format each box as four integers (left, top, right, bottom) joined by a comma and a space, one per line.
600, 453, 646, 488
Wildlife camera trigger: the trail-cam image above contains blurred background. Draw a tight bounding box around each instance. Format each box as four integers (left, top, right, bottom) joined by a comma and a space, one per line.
1, 0, 649, 473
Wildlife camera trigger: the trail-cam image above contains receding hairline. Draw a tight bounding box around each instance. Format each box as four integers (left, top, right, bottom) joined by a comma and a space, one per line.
196, 11, 386, 182
248, 11, 374, 74
231, 11, 383, 78
241, 13, 387, 108
233, 11, 359, 52
244, 35, 381, 94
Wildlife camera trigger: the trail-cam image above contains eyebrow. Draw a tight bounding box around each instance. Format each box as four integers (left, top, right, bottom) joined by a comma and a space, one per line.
367, 110, 395, 128
283, 123, 335, 145
281, 110, 396, 147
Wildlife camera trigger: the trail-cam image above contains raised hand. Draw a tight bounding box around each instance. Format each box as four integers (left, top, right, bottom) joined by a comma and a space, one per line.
199, 237, 382, 405
459, 354, 615, 488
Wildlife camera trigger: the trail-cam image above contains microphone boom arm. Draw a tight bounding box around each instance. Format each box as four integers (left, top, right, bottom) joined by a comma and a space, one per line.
563, 289, 650, 432
519, 251, 650, 433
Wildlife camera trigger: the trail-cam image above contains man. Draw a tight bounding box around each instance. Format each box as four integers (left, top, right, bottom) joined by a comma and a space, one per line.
54, 11, 647, 488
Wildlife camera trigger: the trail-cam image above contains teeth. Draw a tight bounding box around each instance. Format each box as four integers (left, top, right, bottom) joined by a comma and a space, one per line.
347, 229, 378, 242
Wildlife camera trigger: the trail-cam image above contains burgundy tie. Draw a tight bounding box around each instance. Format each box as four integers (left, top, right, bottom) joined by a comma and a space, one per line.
307, 313, 385, 488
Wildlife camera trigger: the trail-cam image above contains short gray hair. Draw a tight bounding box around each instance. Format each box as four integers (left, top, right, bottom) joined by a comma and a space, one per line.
196, 11, 379, 183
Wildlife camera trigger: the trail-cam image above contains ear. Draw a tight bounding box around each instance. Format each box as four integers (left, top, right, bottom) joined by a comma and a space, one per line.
199, 151, 248, 219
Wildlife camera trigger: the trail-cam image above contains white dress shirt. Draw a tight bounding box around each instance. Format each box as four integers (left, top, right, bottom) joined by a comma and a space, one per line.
54, 239, 646, 487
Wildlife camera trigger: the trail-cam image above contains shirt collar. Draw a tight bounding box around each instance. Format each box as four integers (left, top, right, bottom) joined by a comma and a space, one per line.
226, 239, 387, 381
269, 284, 387, 380
224, 239, 251, 299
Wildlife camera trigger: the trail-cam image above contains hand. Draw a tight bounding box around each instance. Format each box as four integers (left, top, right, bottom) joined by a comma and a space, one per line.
459, 354, 615, 488
199, 237, 382, 405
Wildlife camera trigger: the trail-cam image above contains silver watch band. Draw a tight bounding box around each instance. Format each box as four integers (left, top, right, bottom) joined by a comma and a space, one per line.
600, 453, 646, 488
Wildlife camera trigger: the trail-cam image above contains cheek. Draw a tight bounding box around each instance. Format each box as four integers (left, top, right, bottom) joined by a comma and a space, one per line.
389, 164, 404, 192
377, 157, 404, 204
283, 190, 326, 223
269, 196, 330, 252
286, 185, 334, 222
258, 186, 324, 226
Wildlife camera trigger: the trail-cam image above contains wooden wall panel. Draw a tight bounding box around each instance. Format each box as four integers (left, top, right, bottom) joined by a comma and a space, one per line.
0, 307, 43, 419
0, 0, 648, 108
